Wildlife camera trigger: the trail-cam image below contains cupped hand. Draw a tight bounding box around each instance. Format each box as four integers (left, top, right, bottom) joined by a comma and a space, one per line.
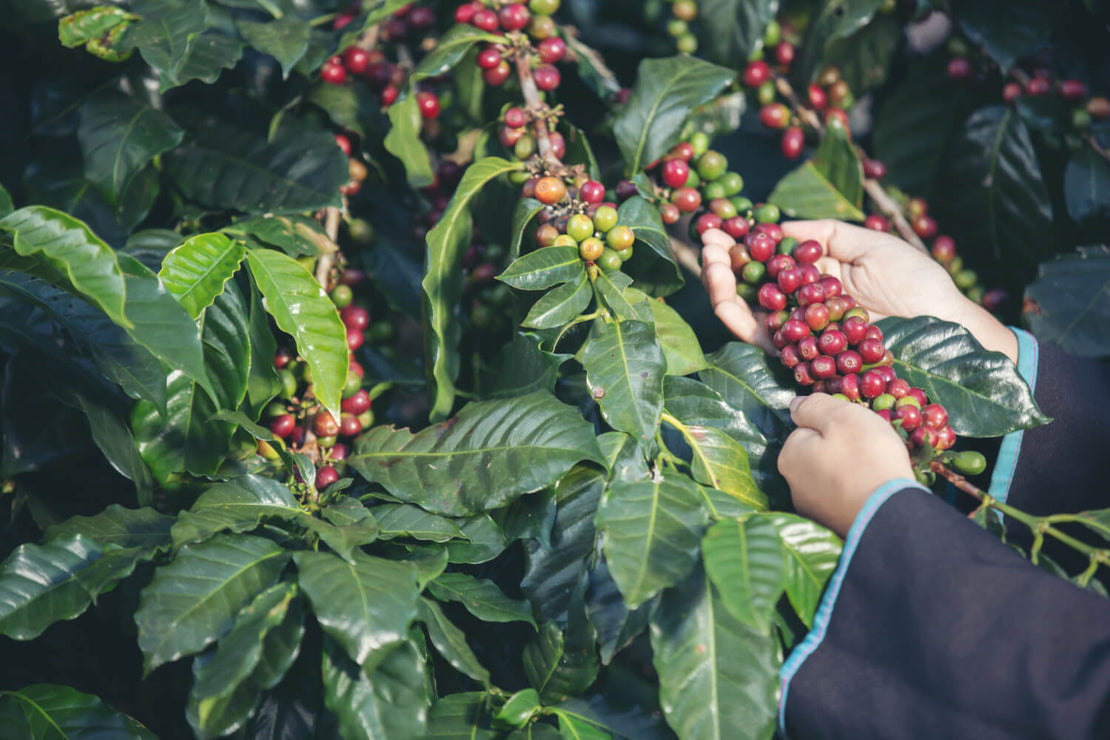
778, 393, 914, 537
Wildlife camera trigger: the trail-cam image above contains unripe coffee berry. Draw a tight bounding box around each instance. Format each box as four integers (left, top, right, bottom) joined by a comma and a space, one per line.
729, 244, 751, 270
566, 214, 594, 242
672, 187, 702, 212
606, 225, 635, 250
534, 176, 567, 204
696, 151, 728, 181
741, 261, 765, 284
579, 237, 605, 261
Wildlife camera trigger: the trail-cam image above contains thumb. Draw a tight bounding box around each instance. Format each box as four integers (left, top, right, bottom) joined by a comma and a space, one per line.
789, 393, 855, 434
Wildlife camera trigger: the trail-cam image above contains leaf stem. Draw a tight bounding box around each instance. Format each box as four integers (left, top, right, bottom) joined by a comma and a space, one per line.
932, 461, 1110, 566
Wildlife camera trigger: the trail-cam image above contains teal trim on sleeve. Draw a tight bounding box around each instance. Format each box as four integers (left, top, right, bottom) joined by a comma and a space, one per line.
776, 480, 929, 738
987, 329, 1039, 504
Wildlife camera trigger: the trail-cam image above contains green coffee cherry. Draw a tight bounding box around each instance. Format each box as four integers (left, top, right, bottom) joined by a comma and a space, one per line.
567, 214, 595, 242
754, 203, 781, 223
951, 450, 987, 476
593, 206, 619, 233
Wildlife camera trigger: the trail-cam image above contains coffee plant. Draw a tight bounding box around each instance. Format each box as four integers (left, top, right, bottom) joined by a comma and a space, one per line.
1, 0, 1108, 738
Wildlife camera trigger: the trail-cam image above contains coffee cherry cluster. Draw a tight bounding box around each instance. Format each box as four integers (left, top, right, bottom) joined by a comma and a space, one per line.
263, 286, 376, 491
663, 0, 700, 55
499, 106, 566, 162
727, 226, 960, 466
524, 173, 637, 271
460, 0, 567, 89
333, 134, 371, 197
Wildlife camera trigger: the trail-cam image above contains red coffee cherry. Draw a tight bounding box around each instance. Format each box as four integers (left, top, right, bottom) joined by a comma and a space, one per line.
742, 60, 770, 87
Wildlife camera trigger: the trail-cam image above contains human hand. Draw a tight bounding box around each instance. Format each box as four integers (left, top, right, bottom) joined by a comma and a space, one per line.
779, 393, 914, 538
701, 219, 1017, 362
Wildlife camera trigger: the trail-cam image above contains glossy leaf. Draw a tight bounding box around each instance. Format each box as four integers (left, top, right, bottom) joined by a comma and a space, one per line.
45, 505, 173, 550
613, 56, 736, 175
509, 197, 546, 262
245, 274, 281, 416
877, 316, 1051, 435
795, 0, 885, 84
417, 597, 491, 686
498, 246, 585, 291
650, 570, 779, 740
426, 692, 499, 739
427, 572, 536, 628
0, 183, 11, 217
374, 503, 468, 543
293, 550, 419, 669
595, 476, 708, 609
523, 621, 599, 705
593, 271, 640, 321
445, 514, 509, 564
649, 300, 706, 375
957, 0, 1054, 73
581, 320, 666, 444
411, 24, 502, 84
247, 248, 347, 419
668, 419, 767, 509
165, 129, 347, 215
224, 215, 334, 258
0, 684, 154, 739
0, 535, 104, 640
171, 475, 301, 546
236, 16, 311, 77
322, 637, 430, 740
702, 517, 785, 631
769, 120, 864, 220
765, 513, 841, 627
350, 391, 604, 517
700, 342, 794, 442
135, 533, 289, 674
618, 196, 683, 298
126, 0, 242, 91
385, 94, 435, 188
584, 559, 652, 665
158, 233, 246, 319
934, 105, 1053, 282
423, 157, 523, 421
58, 6, 136, 47
1024, 246, 1110, 357
1064, 147, 1110, 226
697, 0, 779, 66
823, 12, 900, 94
78, 92, 183, 203
478, 332, 570, 398
0, 205, 127, 327
313, 497, 381, 561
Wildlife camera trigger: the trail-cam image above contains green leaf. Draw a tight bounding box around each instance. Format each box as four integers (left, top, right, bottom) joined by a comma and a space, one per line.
375, 504, 468, 543
583, 559, 651, 666
0, 535, 105, 640
593, 271, 640, 321
247, 248, 347, 419
294, 550, 419, 669
1064, 147, 1110, 226
171, 475, 300, 546
312, 497, 381, 561
59, 6, 137, 48
385, 94, 435, 188
118, 253, 215, 401
224, 215, 334, 258
669, 419, 767, 510
45, 505, 173, 550
564, 32, 621, 101
0, 684, 154, 739
478, 332, 570, 398
877, 316, 1051, 435
245, 271, 281, 417
411, 24, 503, 85
187, 583, 301, 739
702, 517, 785, 632
522, 466, 605, 624
427, 692, 499, 739
417, 597, 491, 686
613, 56, 736, 175
509, 197, 546, 262
78, 92, 183, 204
769, 120, 864, 220
322, 636, 430, 740
581, 320, 665, 443
795, 0, 885, 84
523, 619, 599, 705
236, 16, 311, 78
423, 157, 524, 420
498, 246, 585, 291
595, 476, 708, 609
700, 343, 794, 441
617, 196, 683, 298
873, 56, 967, 197
135, 533, 290, 674
495, 689, 541, 729
126, 0, 242, 91
165, 129, 347, 215
0, 205, 128, 327
823, 11, 900, 94
523, 273, 593, 330
427, 572, 536, 627
158, 233, 246, 319
956, 0, 1054, 74
696, 0, 779, 68
1024, 246, 1110, 357
131, 281, 249, 481
765, 513, 841, 627
649, 300, 706, 376
0, 182, 12, 217
335, 0, 414, 49
934, 105, 1054, 282
351, 391, 604, 517
650, 570, 779, 740
445, 514, 508, 564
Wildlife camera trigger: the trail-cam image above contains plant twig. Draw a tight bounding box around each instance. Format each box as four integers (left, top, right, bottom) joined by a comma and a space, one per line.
514, 51, 561, 167
315, 206, 342, 289
670, 235, 702, 277
771, 72, 928, 253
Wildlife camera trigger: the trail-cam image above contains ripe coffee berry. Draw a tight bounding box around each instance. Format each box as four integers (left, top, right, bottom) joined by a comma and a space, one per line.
780, 345, 801, 369
862, 159, 887, 180
836, 350, 862, 375
580, 180, 605, 204
477, 47, 503, 69
316, 466, 339, 489
793, 239, 823, 264
662, 159, 690, 188
796, 282, 826, 307
746, 232, 776, 262
765, 254, 794, 280
484, 60, 512, 86
723, 217, 749, 239
819, 329, 848, 355
947, 57, 971, 80
533, 64, 561, 91
811, 355, 837, 379
270, 413, 296, 438
321, 62, 347, 85
781, 126, 805, 159
860, 369, 887, 398
804, 303, 830, 331
416, 92, 440, 119
672, 187, 702, 213
797, 336, 820, 361
341, 305, 370, 330
343, 47, 370, 74
742, 61, 770, 87
695, 213, 722, 235
759, 103, 790, 129
758, 283, 788, 312
894, 405, 923, 431
857, 338, 885, 363
499, 3, 530, 30
538, 37, 567, 63
864, 214, 889, 232
472, 8, 499, 30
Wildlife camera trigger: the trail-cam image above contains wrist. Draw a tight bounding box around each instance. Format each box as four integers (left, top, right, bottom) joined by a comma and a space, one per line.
949, 303, 1019, 363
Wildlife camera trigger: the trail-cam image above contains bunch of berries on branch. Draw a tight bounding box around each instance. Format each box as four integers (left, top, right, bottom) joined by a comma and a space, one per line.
663, 0, 700, 55
526, 173, 637, 272
726, 221, 960, 474
460, 0, 567, 89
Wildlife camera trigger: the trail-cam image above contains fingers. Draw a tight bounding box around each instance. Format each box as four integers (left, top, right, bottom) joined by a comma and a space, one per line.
789, 392, 858, 434
700, 227, 736, 251
782, 219, 875, 264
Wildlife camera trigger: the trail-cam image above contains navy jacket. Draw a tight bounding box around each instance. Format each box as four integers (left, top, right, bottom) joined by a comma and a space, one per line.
778, 331, 1110, 738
